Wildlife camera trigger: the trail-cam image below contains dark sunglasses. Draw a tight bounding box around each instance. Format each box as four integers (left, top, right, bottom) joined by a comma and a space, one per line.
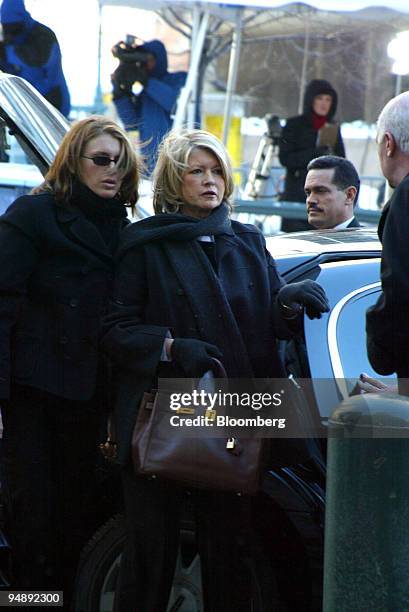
81, 155, 120, 167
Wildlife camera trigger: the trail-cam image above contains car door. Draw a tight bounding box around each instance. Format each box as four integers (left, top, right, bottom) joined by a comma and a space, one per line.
0, 73, 69, 212
301, 257, 395, 421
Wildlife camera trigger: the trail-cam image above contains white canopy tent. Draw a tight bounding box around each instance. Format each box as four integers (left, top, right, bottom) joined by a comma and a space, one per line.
101, 1, 409, 12
99, 0, 409, 141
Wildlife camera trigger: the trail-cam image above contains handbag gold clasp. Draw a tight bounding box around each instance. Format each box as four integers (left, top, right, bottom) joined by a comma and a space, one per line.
226, 437, 236, 449
176, 407, 195, 415
205, 409, 217, 421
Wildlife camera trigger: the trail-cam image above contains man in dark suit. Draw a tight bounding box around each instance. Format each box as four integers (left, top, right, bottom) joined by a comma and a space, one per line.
366, 92, 409, 392
304, 155, 361, 229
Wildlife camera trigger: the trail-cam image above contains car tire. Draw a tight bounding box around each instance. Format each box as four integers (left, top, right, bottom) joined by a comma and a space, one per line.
73, 513, 204, 612
73, 511, 286, 612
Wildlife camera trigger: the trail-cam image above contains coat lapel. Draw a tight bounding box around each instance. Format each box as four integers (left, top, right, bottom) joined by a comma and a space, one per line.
214, 233, 239, 263
56, 205, 112, 260
162, 239, 254, 377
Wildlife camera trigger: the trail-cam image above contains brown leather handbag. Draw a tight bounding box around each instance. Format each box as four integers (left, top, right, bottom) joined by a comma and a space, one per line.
131, 361, 266, 495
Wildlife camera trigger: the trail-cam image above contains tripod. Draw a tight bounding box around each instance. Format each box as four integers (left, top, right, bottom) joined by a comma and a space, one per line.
244, 114, 282, 199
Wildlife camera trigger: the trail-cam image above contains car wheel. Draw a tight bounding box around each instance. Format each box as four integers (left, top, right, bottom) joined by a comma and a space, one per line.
74, 513, 204, 612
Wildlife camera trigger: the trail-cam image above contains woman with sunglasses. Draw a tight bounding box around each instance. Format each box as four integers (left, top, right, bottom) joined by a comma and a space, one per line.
0, 115, 140, 608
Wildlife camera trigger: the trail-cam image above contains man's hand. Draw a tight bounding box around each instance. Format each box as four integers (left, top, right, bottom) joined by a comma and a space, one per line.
357, 372, 398, 394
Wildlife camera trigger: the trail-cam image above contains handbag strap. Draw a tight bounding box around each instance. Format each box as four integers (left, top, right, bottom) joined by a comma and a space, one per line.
210, 358, 227, 378
197, 358, 227, 394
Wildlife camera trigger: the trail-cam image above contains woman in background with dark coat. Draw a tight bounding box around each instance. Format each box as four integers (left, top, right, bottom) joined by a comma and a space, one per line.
0, 116, 140, 607
279, 78, 345, 231
102, 128, 329, 611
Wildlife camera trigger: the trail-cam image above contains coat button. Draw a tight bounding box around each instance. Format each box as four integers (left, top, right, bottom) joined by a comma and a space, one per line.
193, 314, 198, 319
248, 282, 254, 288
176, 288, 185, 296
69, 298, 79, 307
60, 336, 68, 344
114, 299, 124, 305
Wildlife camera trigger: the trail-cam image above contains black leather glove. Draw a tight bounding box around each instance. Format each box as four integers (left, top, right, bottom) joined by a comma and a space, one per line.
132, 65, 148, 86
278, 280, 330, 320
111, 65, 133, 99
171, 338, 222, 377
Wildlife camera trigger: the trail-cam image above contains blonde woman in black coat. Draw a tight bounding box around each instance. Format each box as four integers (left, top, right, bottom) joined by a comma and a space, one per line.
102, 129, 329, 611
0, 116, 140, 607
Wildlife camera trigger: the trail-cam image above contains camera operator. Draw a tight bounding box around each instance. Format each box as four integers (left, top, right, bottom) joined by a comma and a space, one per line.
0, 0, 70, 118
111, 39, 186, 174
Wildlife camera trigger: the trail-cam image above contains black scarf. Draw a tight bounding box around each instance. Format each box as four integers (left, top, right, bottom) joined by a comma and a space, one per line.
117, 202, 255, 377
71, 180, 127, 221
118, 202, 232, 255
71, 180, 127, 253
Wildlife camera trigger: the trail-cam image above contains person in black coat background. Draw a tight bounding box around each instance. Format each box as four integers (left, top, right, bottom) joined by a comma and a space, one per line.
0, 116, 140, 607
279, 79, 346, 232
366, 91, 409, 395
101, 128, 329, 611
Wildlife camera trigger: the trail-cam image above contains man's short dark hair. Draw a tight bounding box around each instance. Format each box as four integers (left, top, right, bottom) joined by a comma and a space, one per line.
306, 155, 360, 206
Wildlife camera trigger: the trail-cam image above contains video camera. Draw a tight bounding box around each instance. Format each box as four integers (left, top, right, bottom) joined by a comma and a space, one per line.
112, 35, 149, 67
265, 114, 282, 147
111, 35, 150, 93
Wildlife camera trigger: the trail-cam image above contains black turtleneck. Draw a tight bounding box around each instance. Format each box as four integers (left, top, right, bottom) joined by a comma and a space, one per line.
70, 180, 128, 254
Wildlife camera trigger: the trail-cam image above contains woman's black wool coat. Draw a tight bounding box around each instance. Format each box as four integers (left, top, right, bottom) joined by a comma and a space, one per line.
102, 218, 294, 465
0, 192, 126, 401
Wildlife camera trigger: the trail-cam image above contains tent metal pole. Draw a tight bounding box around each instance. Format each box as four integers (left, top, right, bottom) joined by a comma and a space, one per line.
298, 15, 310, 114
173, 10, 209, 129
222, 8, 242, 145
395, 73, 402, 97
187, 5, 201, 128
93, 0, 105, 113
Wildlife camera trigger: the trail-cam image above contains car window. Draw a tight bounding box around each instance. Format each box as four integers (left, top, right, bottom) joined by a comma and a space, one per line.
0, 123, 43, 214
331, 286, 397, 396
292, 259, 384, 419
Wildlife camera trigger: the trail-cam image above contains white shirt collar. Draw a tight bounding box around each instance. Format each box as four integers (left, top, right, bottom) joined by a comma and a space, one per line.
333, 216, 355, 230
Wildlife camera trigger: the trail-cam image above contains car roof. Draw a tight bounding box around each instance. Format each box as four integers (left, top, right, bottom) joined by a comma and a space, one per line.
266, 227, 380, 256
266, 227, 381, 276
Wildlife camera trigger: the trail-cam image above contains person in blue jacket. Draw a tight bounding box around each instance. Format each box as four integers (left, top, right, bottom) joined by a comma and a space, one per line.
0, 0, 70, 117
112, 39, 186, 173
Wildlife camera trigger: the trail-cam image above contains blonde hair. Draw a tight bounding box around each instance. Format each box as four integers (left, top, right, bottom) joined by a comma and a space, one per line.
152, 129, 234, 214
35, 115, 141, 211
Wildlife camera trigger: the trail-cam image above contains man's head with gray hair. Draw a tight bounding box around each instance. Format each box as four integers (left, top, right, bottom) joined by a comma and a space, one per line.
377, 92, 409, 187
377, 92, 409, 154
